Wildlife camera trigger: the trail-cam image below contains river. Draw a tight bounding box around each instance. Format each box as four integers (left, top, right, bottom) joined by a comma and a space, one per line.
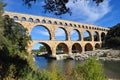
34, 56, 120, 79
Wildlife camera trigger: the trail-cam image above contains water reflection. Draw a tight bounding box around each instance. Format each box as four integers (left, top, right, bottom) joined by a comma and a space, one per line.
34, 56, 120, 79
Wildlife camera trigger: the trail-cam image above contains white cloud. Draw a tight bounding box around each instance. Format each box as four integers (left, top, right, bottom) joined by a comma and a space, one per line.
34, 28, 49, 36
66, 0, 111, 23
55, 28, 66, 36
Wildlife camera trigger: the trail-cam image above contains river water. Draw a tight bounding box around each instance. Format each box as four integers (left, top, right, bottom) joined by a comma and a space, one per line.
34, 56, 120, 79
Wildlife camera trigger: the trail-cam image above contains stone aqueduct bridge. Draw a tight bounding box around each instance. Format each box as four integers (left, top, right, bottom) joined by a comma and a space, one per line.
4, 11, 109, 57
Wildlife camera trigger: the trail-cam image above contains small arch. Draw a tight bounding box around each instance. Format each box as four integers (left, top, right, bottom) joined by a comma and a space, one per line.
89, 26, 91, 29
21, 17, 26, 21
56, 43, 69, 54
86, 26, 88, 29
35, 19, 40, 23
82, 25, 84, 28
74, 24, 77, 27
85, 43, 93, 51
94, 31, 99, 41
53, 21, 57, 25
42, 19, 46, 23
83, 30, 92, 41
70, 29, 81, 41
95, 43, 101, 49
72, 43, 82, 53
69, 23, 72, 26
59, 22, 63, 25
13, 16, 18, 20
29, 18, 33, 22
47, 20, 52, 24
78, 25, 81, 28
64, 23, 68, 26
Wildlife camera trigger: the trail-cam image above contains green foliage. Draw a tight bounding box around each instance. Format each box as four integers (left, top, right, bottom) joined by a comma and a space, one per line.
39, 46, 47, 52
70, 58, 107, 80
105, 23, 120, 48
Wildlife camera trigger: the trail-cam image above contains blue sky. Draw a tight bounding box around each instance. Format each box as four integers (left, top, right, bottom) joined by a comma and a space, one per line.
3, 0, 120, 50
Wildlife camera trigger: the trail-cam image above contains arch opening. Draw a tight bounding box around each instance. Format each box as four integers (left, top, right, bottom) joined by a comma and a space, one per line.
94, 31, 99, 41
30, 25, 51, 40
95, 43, 101, 49
29, 18, 33, 22
56, 43, 68, 54
13, 16, 18, 20
101, 32, 105, 41
72, 43, 82, 53
55, 27, 67, 40
32, 43, 52, 55
84, 30, 92, 41
21, 17, 26, 21
35, 19, 40, 23
70, 29, 81, 41
85, 43, 93, 51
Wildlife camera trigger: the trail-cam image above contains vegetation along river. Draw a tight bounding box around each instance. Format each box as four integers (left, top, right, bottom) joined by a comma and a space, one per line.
34, 56, 120, 79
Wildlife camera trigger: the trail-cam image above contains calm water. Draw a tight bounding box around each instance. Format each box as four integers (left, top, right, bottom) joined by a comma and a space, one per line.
34, 56, 120, 79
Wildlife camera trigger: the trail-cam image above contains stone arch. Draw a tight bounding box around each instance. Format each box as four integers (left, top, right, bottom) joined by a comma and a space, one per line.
95, 43, 101, 49
47, 20, 52, 24
56, 43, 69, 54
59, 22, 63, 25
32, 42, 52, 55
64, 23, 68, 26
70, 29, 81, 41
29, 18, 33, 22
35, 19, 40, 23
72, 43, 82, 53
85, 43, 93, 51
42, 19, 46, 23
13, 16, 18, 20
53, 21, 57, 25
21, 17, 26, 21
83, 30, 92, 41
69, 23, 72, 26
101, 32, 106, 41
55, 27, 68, 40
94, 31, 99, 41
30, 25, 51, 40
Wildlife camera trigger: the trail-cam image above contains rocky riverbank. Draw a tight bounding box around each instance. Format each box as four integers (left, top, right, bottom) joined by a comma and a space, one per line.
72, 49, 120, 61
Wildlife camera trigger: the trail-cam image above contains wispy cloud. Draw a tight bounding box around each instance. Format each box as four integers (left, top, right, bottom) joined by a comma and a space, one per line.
55, 28, 65, 36
66, 0, 111, 23
34, 28, 49, 36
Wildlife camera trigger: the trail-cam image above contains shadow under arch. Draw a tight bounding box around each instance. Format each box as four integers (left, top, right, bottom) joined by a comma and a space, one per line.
70, 29, 81, 41
56, 43, 69, 54
32, 42, 52, 55
72, 43, 82, 53
30, 25, 51, 40
101, 32, 106, 41
55, 27, 68, 40
94, 31, 99, 41
83, 30, 92, 41
85, 43, 93, 51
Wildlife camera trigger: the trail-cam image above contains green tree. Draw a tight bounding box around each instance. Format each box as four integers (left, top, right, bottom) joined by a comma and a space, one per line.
105, 23, 120, 48
71, 58, 107, 80
39, 46, 46, 52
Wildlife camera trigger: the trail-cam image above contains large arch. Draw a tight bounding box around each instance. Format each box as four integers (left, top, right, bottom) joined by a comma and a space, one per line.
83, 30, 92, 41
55, 27, 68, 40
70, 29, 81, 41
56, 43, 69, 54
32, 42, 52, 55
94, 31, 99, 41
72, 43, 82, 53
30, 25, 51, 40
95, 43, 101, 49
85, 43, 93, 51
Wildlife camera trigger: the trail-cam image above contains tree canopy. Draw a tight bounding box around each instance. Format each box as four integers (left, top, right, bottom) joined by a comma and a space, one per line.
105, 23, 120, 48
23, 0, 104, 15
